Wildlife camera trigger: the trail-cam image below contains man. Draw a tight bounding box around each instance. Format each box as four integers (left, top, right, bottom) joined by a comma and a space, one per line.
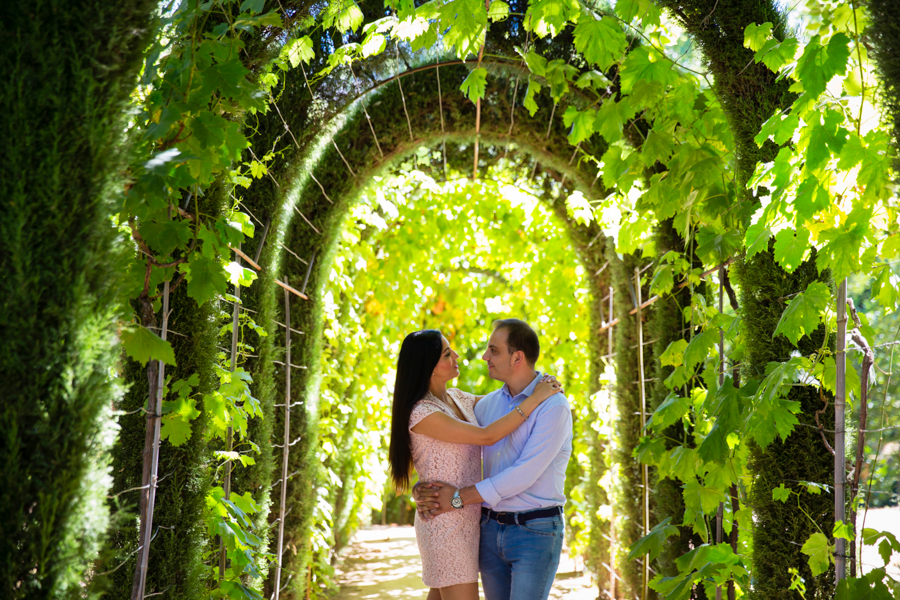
414, 318, 573, 600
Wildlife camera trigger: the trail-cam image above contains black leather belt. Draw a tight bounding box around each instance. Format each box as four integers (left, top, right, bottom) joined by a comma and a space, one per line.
481, 505, 562, 525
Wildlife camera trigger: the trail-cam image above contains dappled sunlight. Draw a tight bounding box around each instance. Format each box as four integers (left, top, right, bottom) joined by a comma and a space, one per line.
332, 526, 599, 599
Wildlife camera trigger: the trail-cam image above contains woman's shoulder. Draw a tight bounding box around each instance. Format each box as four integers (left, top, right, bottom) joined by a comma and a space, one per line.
408, 396, 445, 429
448, 387, 477, 406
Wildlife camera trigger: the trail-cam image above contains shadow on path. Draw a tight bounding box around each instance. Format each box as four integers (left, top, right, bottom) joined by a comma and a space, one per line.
332, 525, 599, 600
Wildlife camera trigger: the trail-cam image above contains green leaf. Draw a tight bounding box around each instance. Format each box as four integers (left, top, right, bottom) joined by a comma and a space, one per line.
684, 329, 719, 371
805, 109, 848, 171
650, 264, 675, 296
524, 51, 547, 77
745, 222, 773, 260
627, 517, 679, 561
744, 22, 773, 52
121, 325, 177, 366
773, 227, 810, 273
184, 253, 229, 306
160, 415, 194, 446
487, 0, 509, 20
239, 0, 264, 14
562, 106, 596, 145
459, 68, 487, 103
773, 484, 791, 503
645, 392, 691, 432
620, 46, 678, 95
523, 79, 540, 116
792, 176, 831, 223
573, 17, 627, 70
524, 0, 579, 38
439, 0, 488, 56
833, 520, 855, 541
594, 97, 637, 143
642, 130, 676, 167
684, 479, 725, 514
208, 58, 250, 99
795, 33, 851, 100
801, 532, 833, 576
697, 424, 730, 464
773, 281, 831, 345
754, 37, 799, 72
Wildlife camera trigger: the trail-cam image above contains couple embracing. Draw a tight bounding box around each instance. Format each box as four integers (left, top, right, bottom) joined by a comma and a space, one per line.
388, 319, 573, 600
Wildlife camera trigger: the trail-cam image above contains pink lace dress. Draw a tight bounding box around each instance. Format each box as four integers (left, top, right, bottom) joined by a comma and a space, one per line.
408, 388, 482, 588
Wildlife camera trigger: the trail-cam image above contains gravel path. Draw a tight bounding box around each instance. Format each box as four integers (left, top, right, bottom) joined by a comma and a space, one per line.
331, 525, 599, 600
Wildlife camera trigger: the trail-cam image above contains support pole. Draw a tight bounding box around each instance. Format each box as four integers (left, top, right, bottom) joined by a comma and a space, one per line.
274, 282, 292, 600
132, 280, 170, 600
835, 278, 848, 582
220, 253, 241, 580
716, 265, 725, 600
608, 284, 615, 598
635, 267, 649, 600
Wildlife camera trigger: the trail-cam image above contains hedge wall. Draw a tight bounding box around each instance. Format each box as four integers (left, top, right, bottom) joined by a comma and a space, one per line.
0, 1, 156, 597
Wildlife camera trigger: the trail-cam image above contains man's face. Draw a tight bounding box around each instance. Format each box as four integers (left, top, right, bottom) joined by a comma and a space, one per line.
482, 327, 519, 382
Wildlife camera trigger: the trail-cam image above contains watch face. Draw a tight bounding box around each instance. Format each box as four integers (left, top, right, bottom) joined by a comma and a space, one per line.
451, 496, 463, 509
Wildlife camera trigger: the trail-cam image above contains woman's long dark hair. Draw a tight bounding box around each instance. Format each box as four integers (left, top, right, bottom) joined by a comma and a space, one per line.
389, 329, 443, 490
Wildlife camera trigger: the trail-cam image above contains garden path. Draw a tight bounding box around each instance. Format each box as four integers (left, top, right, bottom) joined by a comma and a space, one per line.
331, 525, 599, 600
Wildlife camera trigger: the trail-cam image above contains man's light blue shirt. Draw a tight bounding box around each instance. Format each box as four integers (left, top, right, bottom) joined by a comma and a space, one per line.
473, 371, 572, 512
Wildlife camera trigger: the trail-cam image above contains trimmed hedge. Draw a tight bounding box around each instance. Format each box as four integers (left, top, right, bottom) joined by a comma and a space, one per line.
0, 1, 156, 597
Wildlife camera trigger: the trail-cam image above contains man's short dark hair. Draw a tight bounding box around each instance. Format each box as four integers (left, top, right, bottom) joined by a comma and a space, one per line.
492, 319, 540, 366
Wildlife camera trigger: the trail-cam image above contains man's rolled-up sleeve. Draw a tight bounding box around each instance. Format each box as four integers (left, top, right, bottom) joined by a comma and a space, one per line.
474, 403, 571, 508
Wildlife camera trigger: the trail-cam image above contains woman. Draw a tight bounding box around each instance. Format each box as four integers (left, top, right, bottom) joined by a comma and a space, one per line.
388, 329, 560, 600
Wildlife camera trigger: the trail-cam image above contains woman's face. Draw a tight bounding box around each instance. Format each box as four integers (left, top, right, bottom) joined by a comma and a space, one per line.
432, 336, 460, 382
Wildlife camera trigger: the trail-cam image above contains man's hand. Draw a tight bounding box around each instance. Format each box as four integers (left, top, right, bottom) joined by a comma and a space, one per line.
414, 481, 446, 521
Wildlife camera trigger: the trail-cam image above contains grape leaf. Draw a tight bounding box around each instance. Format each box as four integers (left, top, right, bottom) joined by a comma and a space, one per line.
184, 253, 229, 306
459, 68, 487, 103
744, 22, 773, 52
286, 36, 314, 67
121, 325, 177, 366
641, 130, 676, 167
523, 0, 579, 37
684, 479, 725, 514
801, 532, 833, 576
645, 392, 691, 432
487, 0, 509, 21
745, 222, 773, 260
562, 106, 596, 145
754, 37, 799, 72
523, 79, 540, 116
772, 484, 791, 503
773, 281, 830, 345
697, 423, 730, 464
573, 16, 627, 70
795, 33, 851, 100
627, 517, 679, 561
594, 96, 637, 143
619, 46, 678, 94
684, 329, 719, 371
161, 414, 194, 446
773, 227, 810, 273
792, 176, 831, 223
650, 264, 675, 296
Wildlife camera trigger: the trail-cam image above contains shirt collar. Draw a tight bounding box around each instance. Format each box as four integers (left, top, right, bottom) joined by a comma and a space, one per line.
501, 371, 544, 405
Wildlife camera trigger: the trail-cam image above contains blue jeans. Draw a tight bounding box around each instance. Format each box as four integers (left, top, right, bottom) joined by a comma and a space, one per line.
478, 510, 564, 600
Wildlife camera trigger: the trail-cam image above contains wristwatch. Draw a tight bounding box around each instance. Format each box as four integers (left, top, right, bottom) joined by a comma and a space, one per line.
451, 489, 464, 509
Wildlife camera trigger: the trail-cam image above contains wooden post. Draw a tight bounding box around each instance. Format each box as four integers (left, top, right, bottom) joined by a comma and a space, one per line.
608, 286, 614, 359
275, 282, 291, 600
220, 253, 241, 580
132, 280, 170, 600
635, 268, 649, 600
608, 284, 616, 599
716, 266, 725, 600
835, 278, 848, 582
